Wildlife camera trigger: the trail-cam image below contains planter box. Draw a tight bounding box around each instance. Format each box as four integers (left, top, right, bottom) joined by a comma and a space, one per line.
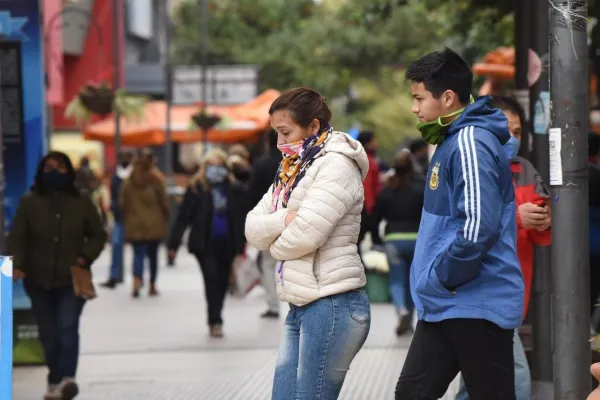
365, 270, 390, 304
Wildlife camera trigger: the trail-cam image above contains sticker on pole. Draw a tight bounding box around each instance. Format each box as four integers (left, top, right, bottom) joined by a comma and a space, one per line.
549, 128, 563, 186
534, 91, 550, 134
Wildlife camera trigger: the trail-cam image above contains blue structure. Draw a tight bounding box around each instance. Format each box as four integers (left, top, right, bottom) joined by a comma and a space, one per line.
1, 0, 47, 229
0, 0, 47, 367
0, 257, 13, 399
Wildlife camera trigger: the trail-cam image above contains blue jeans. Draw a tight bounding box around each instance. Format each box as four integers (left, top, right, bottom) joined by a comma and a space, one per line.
132, 241, 160, 283
455, 329, 530, 400
110, 221, 124, 281
272, 290, 371, 400
24, 282, 85, 384
384, 238, 416, 313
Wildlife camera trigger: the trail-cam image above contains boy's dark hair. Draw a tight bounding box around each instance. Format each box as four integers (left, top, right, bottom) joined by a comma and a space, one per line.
491, 96, 525, 126
405, 48, 473, 105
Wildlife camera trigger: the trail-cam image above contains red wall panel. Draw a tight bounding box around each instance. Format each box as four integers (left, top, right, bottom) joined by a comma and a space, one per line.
52, 0, 124, 130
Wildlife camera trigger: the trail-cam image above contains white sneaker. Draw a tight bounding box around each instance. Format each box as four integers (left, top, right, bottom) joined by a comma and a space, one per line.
43, 384, 61, 400
58, 377, 79, 400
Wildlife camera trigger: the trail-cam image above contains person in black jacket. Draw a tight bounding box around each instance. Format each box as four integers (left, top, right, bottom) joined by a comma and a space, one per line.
371, 150, 424, 336
101, 150, 133, 289
8, 151, 106, 400
167, 149, 247, 338
248, 130, 282, 318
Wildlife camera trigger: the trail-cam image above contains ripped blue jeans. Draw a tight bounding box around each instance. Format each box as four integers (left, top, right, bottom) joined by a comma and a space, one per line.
272, 290, 371, 400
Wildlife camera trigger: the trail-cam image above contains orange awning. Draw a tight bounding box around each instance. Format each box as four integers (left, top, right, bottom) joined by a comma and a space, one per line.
472, 46, 516, 80
83, 89, 281, 146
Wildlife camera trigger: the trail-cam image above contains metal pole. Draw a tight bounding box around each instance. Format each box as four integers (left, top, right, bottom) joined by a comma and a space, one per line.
200, 0, 208, 154
514, 0, 532, 158
113, 0, 122, 159
549, 1, 591, 398
164, 0, 173, 181
529, 0, 554, 396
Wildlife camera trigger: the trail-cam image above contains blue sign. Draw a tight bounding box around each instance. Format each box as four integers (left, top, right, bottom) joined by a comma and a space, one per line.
0, 11, 28, 40
0, 0, 46, 367
0, 257, 12, 399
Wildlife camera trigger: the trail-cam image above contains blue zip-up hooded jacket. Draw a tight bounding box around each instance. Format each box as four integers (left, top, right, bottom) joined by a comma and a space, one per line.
410, 96, 524, 330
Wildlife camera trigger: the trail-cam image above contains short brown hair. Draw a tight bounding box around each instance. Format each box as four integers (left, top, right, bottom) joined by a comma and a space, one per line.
269, 87, 332, 129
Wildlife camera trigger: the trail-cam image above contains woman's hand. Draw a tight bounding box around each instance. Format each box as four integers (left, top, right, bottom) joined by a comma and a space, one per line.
588, 363, 600, 399
285, 212, 297, 227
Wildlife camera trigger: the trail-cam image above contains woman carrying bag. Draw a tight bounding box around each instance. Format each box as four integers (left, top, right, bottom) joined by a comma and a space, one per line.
8, 151, 106, 400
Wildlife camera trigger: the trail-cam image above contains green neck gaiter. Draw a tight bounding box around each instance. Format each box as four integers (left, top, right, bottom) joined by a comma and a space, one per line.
417, 96, 475, 145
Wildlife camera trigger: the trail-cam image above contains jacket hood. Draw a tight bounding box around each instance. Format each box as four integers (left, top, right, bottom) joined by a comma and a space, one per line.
324, 131, 370, 180
448, 96, 510, 145
32, 151, 78, 195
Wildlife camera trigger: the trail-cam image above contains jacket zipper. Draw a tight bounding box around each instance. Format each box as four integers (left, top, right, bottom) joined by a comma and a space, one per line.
50, 194, 61, 288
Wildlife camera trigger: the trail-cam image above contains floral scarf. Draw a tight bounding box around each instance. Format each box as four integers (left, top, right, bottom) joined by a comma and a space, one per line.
272, 126, 333, 210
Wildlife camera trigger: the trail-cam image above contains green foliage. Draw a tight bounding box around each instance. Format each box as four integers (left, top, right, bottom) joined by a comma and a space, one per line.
349, 69, 419, 150
65, 89, 147, 126
170, 0, 514, 154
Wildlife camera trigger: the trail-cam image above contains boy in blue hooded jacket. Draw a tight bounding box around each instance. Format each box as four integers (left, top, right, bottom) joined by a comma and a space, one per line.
394, 48, 524, 400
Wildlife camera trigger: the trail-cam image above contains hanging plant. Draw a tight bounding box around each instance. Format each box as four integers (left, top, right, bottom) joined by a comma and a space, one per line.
188, 113, 230, 132
191, 109, 222, 131
65, 80, 147, 126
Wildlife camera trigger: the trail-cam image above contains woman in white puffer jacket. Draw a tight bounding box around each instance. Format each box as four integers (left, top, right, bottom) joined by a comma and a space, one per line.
245, 87, 371, 400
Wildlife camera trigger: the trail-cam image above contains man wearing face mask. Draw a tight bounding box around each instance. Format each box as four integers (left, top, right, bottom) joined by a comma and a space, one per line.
454, 96, 552, 400
101, 150, 134, 289
395, 49, 524, 400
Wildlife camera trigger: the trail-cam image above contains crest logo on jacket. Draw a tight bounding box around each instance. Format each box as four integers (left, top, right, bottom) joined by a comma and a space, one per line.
429, 162, 440, 190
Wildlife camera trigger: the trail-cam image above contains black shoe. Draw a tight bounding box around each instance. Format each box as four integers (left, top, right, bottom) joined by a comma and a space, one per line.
100, 279, 118, 289
58, 378, 79, 400
260, 311, 280, 319
395, 313, 413, 336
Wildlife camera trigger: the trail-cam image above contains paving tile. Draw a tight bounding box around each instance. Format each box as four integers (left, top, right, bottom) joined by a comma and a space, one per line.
13, 246, 459, 399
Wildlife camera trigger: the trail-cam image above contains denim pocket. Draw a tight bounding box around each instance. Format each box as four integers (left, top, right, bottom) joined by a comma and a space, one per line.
348, 290, 371, 325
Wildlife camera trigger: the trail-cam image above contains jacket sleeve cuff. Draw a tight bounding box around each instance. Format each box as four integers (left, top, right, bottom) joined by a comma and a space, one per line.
76, 255, 92, 269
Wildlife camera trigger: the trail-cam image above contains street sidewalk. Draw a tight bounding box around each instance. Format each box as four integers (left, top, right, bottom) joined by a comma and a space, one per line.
13, 246, 459, 399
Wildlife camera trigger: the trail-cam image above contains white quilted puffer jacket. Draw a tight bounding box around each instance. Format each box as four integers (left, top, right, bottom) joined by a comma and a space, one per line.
245, 131, 369, 306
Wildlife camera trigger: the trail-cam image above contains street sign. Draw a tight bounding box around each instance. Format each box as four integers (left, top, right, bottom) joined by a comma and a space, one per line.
172, 65, 258, 106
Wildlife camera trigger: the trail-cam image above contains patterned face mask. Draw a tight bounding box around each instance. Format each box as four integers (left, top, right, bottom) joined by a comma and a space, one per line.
277, 140, 304, 157
272, 126, 333, 210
